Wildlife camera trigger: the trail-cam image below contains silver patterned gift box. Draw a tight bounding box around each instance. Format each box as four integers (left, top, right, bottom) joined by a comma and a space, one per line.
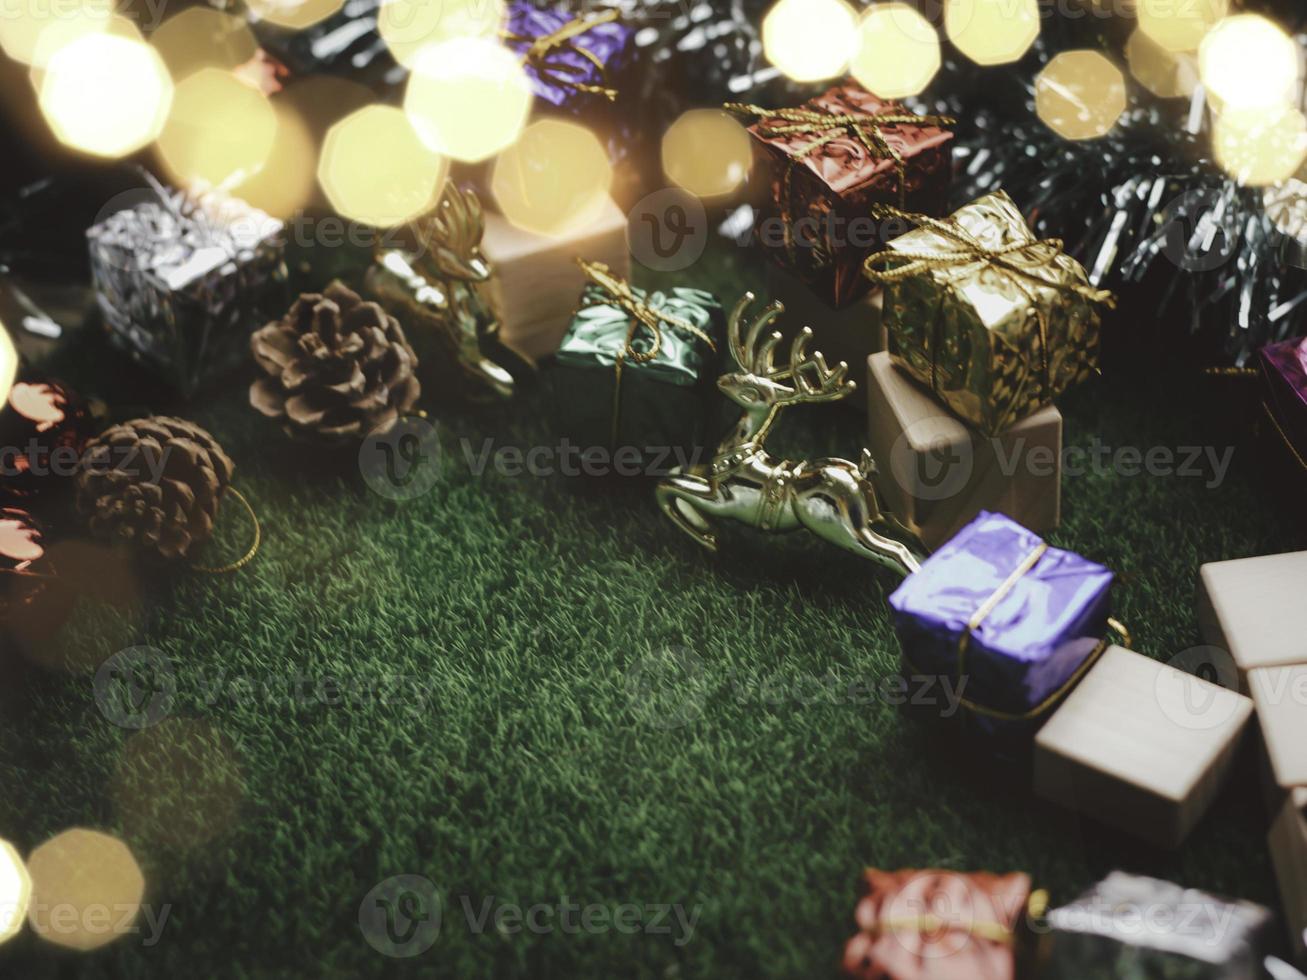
87, 187, 287, 395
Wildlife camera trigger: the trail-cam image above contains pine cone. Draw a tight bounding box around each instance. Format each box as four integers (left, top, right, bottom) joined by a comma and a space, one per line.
249, 280, 421, 443
75, 417, 234, 562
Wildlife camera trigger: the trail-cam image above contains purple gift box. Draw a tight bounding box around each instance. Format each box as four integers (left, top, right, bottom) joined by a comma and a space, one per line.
1260, 335, 1307, 465
888, 511, 1114, 735
503, 2, 635, 113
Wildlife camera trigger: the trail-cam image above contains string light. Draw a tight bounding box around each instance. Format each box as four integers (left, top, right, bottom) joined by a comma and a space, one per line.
403, 37, 532, 163
1213, 105, 1307, 187
492, 119, 613, 237
38, 33, 173, 159
1137, 0, 1228, 53
761, 0, 859, 84
378, 0, 506, 68
0, 329, 15, 434
1125, 27, 1198, 99
661, 109, 753, 200
156, 68, 278, 191
849, 3, 940, 100
149, 8, 258, 78
25, 3, 126, 76
0, 841, 29, 946
0, 0, 113, 65
1035, 50, 1126, 140
26, 829, 145, 951
1199, 15, 1300, 111
318, 105, 447, 227
244, 0, 344, 30
945, 0, 1040, 67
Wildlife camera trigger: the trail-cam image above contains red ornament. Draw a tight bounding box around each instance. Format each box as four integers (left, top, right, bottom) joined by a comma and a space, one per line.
0, 378, 93, 500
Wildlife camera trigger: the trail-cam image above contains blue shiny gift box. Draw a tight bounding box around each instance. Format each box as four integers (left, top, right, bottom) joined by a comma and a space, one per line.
888, 511, 1114, 734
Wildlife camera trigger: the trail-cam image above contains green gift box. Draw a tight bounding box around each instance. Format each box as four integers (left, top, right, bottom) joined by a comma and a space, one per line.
541, 262, 724, 475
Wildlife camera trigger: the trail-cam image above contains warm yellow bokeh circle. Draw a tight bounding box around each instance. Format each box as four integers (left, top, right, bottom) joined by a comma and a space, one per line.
1199, 15, 1300, 111
850, 3, 940, 100
1137, 0, 1228, 53
945, 0, 1040, 67
319, 105, 448, 227
38, 33, 173, 159
150, 8, 259, 78
379, 0, 506, 68
157, 68, 279, 190
492, 119, 613, 238
1035, 50, 1127, 141
245, 0, 345, 30
1125, 27, 1198, 99
403, 37, 532, 163
762, 0, 859, 84
1213, 105, 1307, 187
661, 110, 753, 201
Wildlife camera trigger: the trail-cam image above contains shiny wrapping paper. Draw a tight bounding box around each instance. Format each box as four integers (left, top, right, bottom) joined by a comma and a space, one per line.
842, 868, 1033, 980
1259, 335, 1307, 465
542, 282, 723, 463
1044, 872, 1274, 980
746, 82, 953, 309
887, 511, 1113, 735
503, 2, 635, 113
881, 191, 1102, 436
86, 190, 286, 396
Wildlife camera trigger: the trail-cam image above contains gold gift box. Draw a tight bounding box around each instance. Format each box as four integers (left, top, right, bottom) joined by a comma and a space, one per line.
871, 191, 1109, 435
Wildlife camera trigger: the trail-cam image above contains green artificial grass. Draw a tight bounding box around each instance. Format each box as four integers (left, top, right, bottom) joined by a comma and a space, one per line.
0, 237, 1303, 979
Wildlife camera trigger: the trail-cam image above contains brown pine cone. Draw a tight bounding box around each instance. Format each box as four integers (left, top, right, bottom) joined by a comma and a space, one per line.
249, 280, 421, 443
75, 416, 235, 562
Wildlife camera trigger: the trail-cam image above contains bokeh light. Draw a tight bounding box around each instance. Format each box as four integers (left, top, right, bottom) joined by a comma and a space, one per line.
38, 33, 173, 159
1213, 105, 1307, 187
149, 8, 258, 78
111, 719, 245, 856
1199, 15, 1300, 111
1137, 0, 1228, 53
0, 840, 30, 946
157, 68, 278, 190
0, 325, 16, 412
0, 0, 113, 65
225, 101, 317, 219
378, 0, 505, 68
492, 119, 612, 237
245, 0, 344, 30
404, 37, 531, 163
1035, 50, 1126, 140
661, 109, 753, 200
319, 105, 447, 227
27, 829, 145, 951
25, 3, 128, 76
945, 0, 1040, 67
762, 0, 859, 84
849, 3, 940, 99
1125, 27, 1198, 99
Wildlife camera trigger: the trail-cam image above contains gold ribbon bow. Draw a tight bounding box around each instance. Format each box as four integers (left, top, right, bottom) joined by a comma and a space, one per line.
506, 9, 622, 102
576, 258, 717, 447
863, 202, 1116, 407
904, 540, 1130, 723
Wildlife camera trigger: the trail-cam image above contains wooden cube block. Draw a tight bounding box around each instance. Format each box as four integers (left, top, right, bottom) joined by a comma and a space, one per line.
1198, 551, 1307, 682
766, 262, 886, 386
1034, 645, 1253, 849
1250, 665, 1307, 803
865, 352, 1060, 550
481, 198, 630, 365
1270, 789, 1307, 962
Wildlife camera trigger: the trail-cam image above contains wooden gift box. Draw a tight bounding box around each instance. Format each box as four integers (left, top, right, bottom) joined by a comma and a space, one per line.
1198, 550, 1307, 687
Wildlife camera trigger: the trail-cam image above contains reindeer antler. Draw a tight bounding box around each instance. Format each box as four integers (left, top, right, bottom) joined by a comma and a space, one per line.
790, 328, 854, 402
418, 182, 485, 258
728, 292, 791, 379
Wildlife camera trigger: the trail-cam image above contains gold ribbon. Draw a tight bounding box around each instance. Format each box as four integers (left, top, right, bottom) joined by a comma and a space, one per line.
191, 486, 262, 575
864, 203, 1116, 406
576, 258, 717, 448
725, 103, 955, 270
505, 9, 621, 102
865, 888, 1049, 946
905, 540, 1130, 723
1264, 398, 1307, 472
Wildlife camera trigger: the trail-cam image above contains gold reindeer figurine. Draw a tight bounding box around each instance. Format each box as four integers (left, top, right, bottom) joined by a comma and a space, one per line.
655, 293, 926, 577
366, 183, 514, 403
